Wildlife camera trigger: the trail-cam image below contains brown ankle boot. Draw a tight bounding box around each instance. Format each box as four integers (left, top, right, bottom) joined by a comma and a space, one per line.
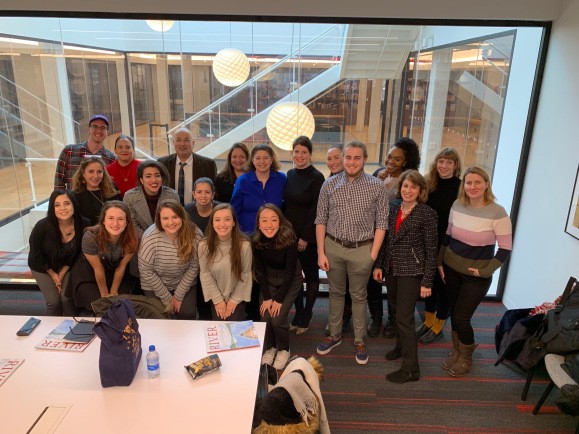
449, 341, 477, 377
441, 331, 460, 370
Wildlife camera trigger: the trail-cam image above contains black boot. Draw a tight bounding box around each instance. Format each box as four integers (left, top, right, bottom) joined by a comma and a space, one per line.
367, 316, 382, 337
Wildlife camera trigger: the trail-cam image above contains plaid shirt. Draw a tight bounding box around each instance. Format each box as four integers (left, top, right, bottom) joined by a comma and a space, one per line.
315, 171, 388, 242
54, 142, 116, 190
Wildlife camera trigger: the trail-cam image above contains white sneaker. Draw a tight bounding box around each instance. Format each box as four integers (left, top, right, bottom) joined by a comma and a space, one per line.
273, 350, 290, 371
261, 347, 277, 366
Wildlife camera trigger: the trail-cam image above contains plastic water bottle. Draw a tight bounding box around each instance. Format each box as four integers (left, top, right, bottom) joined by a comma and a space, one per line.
146, 345, 160, 378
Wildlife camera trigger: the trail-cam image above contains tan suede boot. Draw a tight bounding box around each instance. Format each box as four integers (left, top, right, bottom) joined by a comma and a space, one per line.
449, 341, 477, 377
441, 331, 460, 370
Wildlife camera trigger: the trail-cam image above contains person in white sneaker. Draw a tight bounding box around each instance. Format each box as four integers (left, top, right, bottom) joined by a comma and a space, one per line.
253, 204, 303, 371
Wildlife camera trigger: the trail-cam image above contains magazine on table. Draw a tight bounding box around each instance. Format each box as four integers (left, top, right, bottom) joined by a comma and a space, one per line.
35, 319, 96, 352
204, 320, 260, 353
0, 358, 25, 387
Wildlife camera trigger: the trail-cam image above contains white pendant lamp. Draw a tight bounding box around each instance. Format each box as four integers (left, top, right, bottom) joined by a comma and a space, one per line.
266, 102, 315, 151
146, 20, 175, 32
212, 48, 250, 87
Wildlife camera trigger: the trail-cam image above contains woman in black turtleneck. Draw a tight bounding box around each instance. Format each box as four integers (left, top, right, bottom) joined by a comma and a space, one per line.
416, 148, 462, 344
283, 136, 325, 335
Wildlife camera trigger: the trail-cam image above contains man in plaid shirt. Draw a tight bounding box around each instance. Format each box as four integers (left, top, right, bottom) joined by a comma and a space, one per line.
53, 114, 116, 190
315, 140, 389, 365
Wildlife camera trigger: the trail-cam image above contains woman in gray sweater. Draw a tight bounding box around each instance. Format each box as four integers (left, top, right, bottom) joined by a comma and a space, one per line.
198, 203, 252, 320
138, 199, 202, 319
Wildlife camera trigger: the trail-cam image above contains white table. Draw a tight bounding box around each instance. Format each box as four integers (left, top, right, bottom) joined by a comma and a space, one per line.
0, 315, 265, 433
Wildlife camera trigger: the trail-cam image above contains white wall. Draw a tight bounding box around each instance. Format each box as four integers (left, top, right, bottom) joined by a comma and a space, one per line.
503, 0, 579, 308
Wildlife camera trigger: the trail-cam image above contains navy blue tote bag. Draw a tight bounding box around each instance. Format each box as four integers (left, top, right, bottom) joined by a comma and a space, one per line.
93, 299, 143, 387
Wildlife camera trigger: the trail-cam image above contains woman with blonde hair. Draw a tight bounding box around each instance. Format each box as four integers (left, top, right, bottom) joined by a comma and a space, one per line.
70, 201, 138, 312
438, 166, 512, 377
416, 147, 462, 344
198, 203, 252, 321
73, 157, 120, 225
138, 199, 202, 319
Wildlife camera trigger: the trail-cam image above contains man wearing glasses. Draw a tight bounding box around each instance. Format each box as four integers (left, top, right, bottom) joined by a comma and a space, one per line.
158, 128, 217, 205
54, 114, 117, 190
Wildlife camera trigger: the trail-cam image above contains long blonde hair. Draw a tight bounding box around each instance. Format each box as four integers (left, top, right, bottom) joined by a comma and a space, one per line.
425, 147, 462, 193
458, 167, 496, 206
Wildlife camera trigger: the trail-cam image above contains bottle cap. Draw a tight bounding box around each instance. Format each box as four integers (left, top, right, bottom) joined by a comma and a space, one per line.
149, 345, 155, 352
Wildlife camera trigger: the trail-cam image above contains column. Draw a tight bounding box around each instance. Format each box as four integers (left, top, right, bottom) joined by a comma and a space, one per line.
421, 47, 452, 169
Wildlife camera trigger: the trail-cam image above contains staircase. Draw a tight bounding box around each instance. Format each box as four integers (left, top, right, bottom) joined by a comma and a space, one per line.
178, 24, 421, 158
341, 24, 420, 79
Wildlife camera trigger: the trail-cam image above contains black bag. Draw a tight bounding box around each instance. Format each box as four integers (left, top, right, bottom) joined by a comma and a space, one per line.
495, 310, 544, 366
93, 299, 142, 388
541, 277, 579, 354
513, 277, 578, 371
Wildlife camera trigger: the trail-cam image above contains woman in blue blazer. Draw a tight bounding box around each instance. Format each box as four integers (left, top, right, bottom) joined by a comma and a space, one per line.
231, 144, 287, 234
373, 170, 438, 384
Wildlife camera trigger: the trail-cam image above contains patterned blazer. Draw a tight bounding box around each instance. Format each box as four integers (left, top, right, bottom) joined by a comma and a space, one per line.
123, 186, 179, 233
375, 201, 438, 288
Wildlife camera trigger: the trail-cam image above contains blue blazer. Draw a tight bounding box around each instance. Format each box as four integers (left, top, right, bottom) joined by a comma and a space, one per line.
231, 170, 287, 234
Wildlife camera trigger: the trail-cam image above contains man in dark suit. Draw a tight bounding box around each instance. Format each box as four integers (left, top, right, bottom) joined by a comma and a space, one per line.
158, 128, 217, 205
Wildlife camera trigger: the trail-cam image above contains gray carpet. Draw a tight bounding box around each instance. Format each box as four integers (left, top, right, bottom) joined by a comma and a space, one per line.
1, 289, 576, 432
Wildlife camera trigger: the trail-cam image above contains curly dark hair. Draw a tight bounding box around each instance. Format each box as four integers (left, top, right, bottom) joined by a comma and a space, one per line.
392, 137, 421, 171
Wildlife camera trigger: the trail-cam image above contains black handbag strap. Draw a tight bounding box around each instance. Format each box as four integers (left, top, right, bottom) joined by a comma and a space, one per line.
560, 276, 578, 306
541, 277, 579, 345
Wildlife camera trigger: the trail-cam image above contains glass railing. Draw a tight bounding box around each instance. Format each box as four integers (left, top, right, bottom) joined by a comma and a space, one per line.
168, 24, 346, 154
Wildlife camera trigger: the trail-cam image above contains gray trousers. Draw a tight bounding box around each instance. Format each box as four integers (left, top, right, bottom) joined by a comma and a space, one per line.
325, 236, 374, 343
32, 270, 75, 316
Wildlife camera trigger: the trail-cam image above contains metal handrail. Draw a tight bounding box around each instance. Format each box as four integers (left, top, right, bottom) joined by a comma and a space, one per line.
25, 158, 58, 206
24, 141, 155, 206
167, 24, 344, 139
0, 74, 81, 132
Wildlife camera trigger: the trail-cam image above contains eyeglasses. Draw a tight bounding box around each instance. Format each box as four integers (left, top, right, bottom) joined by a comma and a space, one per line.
90, 125, 108, 132
174, 138, 192, 144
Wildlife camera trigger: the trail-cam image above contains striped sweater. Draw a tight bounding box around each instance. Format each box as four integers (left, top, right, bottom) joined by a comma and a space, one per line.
138, 225, 201, 303
438, 201, 512, 278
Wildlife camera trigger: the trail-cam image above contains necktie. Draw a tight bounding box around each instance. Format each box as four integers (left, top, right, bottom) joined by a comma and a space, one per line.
178, 162, 186, 205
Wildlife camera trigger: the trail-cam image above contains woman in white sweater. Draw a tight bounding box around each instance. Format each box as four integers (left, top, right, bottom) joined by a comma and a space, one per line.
138, 199, 202, 319
198, 203, 252, 321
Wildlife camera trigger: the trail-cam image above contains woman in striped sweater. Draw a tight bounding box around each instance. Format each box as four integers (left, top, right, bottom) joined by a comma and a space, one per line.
438, 167, 512, 377
138, 199, 202, 319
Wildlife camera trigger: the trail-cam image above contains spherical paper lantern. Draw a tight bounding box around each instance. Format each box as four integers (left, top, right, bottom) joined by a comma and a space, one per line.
266, 102, 315, 151
212, 48, 250, 87
146, 20, 175, 32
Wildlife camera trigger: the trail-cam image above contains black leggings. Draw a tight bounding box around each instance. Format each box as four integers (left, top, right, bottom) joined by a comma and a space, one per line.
423, 269, 450, 320
292, 243, 319, 327
444, 264, 492, 345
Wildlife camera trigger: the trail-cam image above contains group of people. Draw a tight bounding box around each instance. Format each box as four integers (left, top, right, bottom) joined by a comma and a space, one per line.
30, 113, 512, 379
